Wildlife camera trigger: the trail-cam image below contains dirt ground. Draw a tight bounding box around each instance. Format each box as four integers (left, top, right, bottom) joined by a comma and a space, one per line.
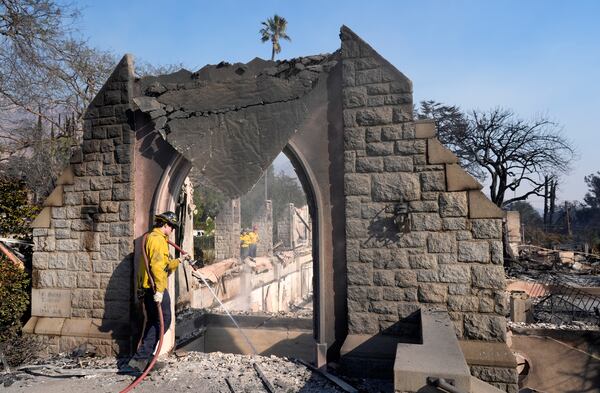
511, 334, 600, 393
0, 351, 393, 393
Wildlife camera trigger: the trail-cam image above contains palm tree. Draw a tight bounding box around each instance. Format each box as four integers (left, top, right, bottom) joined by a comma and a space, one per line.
259, 15, 291, 61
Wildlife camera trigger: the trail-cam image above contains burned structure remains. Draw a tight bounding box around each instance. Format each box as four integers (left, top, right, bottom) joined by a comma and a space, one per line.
25, 27, 517, 392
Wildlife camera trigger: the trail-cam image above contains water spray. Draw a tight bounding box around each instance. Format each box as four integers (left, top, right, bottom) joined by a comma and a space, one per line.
191, 264, 258, 354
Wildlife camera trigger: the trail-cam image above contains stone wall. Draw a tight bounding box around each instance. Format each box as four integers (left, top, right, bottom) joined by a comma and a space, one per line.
25, 55, 136, 356
252, 200, 273, 257
277, 203, 295, 249
339, 27, 516, 391
215, 198, 241, 261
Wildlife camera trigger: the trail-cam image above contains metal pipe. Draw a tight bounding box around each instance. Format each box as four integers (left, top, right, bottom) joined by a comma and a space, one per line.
0, 241, 24, 269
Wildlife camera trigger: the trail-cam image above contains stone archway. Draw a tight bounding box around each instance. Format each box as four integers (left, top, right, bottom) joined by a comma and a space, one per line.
128, 43, 347, 360
141, 140, 334, 360
26, 25, 517, 391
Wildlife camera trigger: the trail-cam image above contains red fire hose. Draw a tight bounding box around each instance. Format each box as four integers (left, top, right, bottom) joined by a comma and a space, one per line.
119, 235, 187, 393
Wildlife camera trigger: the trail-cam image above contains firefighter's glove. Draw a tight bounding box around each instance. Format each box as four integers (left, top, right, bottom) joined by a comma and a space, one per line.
181, 254, 192, 263
153, 291, 163, 303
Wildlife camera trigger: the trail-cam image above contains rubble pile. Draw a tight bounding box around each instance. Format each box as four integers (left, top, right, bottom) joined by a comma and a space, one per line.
506, 246, 600, 329
507, 247, 600, 297
508, 245, 600, 281
2, 352, 352, 392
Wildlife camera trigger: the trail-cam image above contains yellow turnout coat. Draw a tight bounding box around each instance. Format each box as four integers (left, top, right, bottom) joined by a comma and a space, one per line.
137, 228, 179, 293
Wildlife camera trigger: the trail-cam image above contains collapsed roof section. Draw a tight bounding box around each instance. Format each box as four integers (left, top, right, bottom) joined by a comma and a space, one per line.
133, 54, 338, 198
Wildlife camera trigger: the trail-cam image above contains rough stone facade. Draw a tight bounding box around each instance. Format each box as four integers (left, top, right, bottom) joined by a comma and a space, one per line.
24, 27, 516, 391
471, 365, 519, 393
214, 198, 241, 261
339, 29, 516, 390
26, 56, 136, 356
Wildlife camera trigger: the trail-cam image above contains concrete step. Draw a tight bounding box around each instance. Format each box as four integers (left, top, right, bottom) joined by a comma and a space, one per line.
394, 309, 471, 393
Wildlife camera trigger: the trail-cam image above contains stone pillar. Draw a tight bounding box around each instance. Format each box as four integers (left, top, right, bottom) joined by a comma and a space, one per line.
509, 291, 530, 323
175, 177, 197, 309
252, 200, 272, 257
293, 205, 310, 246
505, 211, 521, 256
277, 203, 295, 249
339, 27, 516, 391
215, 198, 241, 261
25, 55, 137, 356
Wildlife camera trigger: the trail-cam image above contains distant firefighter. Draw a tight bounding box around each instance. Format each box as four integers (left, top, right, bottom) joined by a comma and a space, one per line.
248, 225, 259, 258
240, 228, 251, 259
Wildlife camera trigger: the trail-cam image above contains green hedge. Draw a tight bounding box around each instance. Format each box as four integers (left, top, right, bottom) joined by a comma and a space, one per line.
0, 256, 30, 342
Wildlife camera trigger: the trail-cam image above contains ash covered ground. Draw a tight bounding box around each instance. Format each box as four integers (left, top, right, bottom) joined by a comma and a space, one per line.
1, 351, 393, 393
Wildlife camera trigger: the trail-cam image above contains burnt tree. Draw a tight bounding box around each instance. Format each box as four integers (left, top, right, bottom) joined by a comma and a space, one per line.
419, 103, 575, 207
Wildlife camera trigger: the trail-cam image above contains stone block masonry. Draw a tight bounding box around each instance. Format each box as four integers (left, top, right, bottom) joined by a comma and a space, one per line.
28, 55, 136, 356
276, 203, 295, 248
24, 26, 515, 391
340, 26, 515, 391
253, 200, 273, 257
215, 199, 241, 261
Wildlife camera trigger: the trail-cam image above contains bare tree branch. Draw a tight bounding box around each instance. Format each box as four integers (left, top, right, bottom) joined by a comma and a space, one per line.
418, 102, 576, 207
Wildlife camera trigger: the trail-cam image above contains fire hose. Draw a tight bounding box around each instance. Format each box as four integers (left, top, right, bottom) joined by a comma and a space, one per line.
119, 234, 187, 393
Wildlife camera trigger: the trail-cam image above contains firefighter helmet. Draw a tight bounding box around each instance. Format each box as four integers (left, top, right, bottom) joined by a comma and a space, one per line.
154, 211, 180, 228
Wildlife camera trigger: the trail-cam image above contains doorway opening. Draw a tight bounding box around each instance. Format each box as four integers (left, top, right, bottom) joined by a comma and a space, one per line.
172, 150, 318, 361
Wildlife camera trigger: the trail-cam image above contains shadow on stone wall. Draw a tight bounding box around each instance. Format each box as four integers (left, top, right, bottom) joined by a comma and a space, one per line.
99, 253, 136, 358
342, 311, 422, 378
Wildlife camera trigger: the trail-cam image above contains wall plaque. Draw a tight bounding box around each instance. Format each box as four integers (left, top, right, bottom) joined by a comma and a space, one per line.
31, 288, 71, 317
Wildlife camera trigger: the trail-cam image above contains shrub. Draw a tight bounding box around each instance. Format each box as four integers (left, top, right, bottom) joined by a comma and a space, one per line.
0, 177, 40, 239
0, 256, 30, 343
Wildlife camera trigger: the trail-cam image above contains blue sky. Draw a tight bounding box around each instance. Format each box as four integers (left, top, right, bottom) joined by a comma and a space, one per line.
76, 0, 599, 207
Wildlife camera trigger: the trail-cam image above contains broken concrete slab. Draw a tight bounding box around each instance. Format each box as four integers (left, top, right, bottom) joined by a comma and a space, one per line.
393, 310, 471, 393
510, 334, 600, 393
132, 96, 162, 112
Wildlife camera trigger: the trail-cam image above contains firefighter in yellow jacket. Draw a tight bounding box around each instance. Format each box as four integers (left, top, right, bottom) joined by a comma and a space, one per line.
248, 225, 259, 258
127, 211, 190, 372
240, 229, 251, 259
